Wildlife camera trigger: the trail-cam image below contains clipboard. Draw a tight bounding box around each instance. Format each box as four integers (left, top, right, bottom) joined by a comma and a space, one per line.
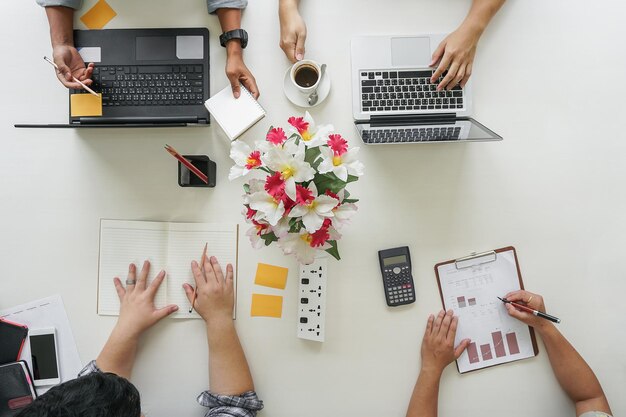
434, 246, 539, 374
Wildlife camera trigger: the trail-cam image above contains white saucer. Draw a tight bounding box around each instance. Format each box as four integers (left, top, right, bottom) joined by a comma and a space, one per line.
283, 67, 331, 108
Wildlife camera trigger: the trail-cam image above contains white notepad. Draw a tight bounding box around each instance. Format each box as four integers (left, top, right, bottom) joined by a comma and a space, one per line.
97, 219, 239, 319
205, 85, 266, 140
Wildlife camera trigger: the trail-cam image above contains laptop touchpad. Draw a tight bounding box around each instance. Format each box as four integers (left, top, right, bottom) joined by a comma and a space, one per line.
136, 36, 176, 60
391, 37, 430, 67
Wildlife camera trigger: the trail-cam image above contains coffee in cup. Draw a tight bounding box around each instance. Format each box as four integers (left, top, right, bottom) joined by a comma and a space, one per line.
290, 60, 322, 95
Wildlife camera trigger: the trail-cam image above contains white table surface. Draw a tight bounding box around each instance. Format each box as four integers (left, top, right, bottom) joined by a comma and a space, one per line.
1, 0, 625, 416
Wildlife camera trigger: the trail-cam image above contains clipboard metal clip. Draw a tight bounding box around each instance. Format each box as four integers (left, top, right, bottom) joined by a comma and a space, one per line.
455, 250, 497, 270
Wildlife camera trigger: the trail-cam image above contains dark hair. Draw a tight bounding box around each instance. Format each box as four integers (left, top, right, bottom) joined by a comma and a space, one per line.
16, 372, 141, 417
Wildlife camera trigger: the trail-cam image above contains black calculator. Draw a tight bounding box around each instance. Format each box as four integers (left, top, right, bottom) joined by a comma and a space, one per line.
378, 246, 415, 306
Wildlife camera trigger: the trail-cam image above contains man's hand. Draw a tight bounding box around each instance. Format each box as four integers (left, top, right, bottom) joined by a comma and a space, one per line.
225, 48, 259, 99
184, 256, 234, 325
112, 261, 179, 339
51, 44, 94, 89
420, 310, 470, 374
279, 0, 307, 63
504, 290, 553, 332
430, 24, 481, 91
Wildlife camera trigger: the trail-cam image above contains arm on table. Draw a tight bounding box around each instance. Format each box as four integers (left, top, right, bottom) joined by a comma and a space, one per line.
42, 4, 94, 89
406, 310, 470, 417
431, 0, 505, 90
279, 0, 307, 63
184, 256, 254, 394
214, 7, 260, 99
505, 290, 612, 417
96, 261, 179, 379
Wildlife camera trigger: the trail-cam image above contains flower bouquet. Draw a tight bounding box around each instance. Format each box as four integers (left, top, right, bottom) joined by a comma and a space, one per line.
229, 112, 364, 264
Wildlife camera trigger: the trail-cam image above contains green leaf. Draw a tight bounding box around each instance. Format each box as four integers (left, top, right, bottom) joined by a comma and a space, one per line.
243, 183, 250, 193
260, 232, 278, 246
304, 147, 322, 169
324, 240, 341, 261
343, 198, 359, 204
346, 174, 359, 184
313, 173, 348, 195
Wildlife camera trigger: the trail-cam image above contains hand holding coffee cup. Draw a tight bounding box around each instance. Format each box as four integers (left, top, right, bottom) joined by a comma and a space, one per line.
290, 59, 322, 95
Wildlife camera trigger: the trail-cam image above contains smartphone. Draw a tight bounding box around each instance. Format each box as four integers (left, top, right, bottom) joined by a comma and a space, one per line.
28, 327, 61, 387
0, 317, 29, 364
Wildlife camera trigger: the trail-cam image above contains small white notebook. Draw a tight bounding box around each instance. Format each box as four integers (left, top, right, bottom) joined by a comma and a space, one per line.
205, 85, 266, 140
98, 219, 239, 319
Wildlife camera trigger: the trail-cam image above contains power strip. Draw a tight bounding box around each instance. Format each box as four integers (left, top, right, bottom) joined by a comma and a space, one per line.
297, 255, 328, 342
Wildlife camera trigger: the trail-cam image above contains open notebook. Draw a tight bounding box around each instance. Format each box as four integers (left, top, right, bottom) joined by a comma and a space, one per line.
98, 220, 239, 319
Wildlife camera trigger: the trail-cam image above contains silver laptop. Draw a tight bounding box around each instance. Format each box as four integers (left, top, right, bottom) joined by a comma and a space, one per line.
351, 34, 502, 144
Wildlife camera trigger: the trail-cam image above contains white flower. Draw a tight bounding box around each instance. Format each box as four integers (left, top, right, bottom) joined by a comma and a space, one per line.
277, 230, 329, 265
333, 203, 358, 228
288, 183, 338, 233
318, 146, 364, 182
246, 224, 267, 249
262, 142, 315, 201
248, 191, 285, 226
287, 111, 334, 148
229, 141, 262, 180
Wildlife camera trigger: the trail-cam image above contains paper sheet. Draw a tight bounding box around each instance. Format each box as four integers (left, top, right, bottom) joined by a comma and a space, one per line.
251, 294, 283, 318
70, 93, 102, 117
437, 249, 536, 373
80, 0, 117, 30
254, 263, 288, 290
0, 295, 83, 395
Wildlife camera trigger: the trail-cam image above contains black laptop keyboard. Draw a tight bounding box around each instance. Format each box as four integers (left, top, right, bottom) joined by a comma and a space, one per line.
83, 65, 205, 107
361, 126, 462, 143
360, 70, 464, 113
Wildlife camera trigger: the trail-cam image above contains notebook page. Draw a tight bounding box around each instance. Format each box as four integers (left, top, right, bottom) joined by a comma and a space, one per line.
437, 250, 535, 373
165, 223, 238, 319
98, 220, 169, 315
204, 85, 265, 140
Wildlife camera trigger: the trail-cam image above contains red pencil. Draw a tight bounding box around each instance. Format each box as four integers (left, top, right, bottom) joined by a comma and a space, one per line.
164, 144, 209, 184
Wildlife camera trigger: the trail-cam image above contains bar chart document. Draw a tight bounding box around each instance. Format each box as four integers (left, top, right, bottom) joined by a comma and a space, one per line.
435, 247, 538, 373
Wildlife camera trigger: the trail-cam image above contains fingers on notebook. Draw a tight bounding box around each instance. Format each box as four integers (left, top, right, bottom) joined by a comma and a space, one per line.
113, 277, 125, 298
147, 270, 166, 295
191, 261, 207, 286
137, 260, 150, 289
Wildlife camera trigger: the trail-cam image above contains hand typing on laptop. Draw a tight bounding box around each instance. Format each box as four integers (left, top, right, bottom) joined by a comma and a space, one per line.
430, 0, 505, 91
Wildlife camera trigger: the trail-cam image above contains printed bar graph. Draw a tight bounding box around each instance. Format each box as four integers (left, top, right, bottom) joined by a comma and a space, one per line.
467, 342, 479, 364
468, 297, 476, 306
457, 296, 466, 308
506, 332, 520, 354
492, 331, 506, 357
480, 344, 493, 360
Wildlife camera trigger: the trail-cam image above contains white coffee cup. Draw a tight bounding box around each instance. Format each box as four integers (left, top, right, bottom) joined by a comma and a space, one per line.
290, 60, 322, 95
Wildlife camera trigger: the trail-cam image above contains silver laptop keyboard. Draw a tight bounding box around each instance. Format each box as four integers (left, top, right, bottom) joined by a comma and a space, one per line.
360, 70, 464, 113
361, 126, 462, 143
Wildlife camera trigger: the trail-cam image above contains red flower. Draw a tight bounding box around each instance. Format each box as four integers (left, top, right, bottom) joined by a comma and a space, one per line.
324, 190, 341, 208
295, 185, 315, 206
321, 218, 333, 229
245, 206, 257, 220
309, 226, 330, 247
266, 127, 287, 145
264, 172, 285, 198
252, 220, 269, 235
245, 151, 262, 170
327, 134, 348, 156
288, 116, 309, 134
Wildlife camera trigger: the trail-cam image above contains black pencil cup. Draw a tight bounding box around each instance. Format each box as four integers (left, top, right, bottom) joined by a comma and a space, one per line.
177, 155, 216, 187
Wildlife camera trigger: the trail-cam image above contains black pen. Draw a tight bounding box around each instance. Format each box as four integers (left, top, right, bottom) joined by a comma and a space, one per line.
498, 296, 561, 324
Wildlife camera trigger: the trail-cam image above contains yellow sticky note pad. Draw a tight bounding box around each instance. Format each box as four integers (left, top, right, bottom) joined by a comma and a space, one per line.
80, 0, 117, 30
251, 294, 283, 318
254, 263, 289, 289
70, 93, 102, 117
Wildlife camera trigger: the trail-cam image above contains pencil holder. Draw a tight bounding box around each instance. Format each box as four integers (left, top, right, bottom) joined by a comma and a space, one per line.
178, 155, 216, 187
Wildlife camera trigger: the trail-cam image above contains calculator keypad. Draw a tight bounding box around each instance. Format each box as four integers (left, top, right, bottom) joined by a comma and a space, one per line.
383, 265, 415, 306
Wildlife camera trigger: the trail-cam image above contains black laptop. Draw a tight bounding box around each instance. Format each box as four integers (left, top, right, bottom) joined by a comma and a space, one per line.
17, 28, 210, 128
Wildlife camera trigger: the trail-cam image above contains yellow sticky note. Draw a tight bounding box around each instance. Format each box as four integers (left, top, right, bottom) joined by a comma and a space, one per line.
80, 0, 117, 30
254, 263, 289, 289
70, 93, 102, 117
251, 294, 283, 318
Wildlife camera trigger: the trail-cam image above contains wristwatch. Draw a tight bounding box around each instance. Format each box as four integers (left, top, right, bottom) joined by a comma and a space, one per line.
219, 29, 248, 49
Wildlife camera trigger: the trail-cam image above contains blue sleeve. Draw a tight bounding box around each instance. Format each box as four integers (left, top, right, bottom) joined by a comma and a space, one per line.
36, 0, 82, 9
206, 0, 247, 14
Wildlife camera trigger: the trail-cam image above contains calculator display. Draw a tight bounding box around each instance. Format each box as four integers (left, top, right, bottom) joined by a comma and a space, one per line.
383, 255, 407, 266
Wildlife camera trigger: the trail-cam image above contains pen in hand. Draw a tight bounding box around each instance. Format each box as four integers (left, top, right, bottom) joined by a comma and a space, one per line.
498, 296, 561, 323
43, 56, 99, 97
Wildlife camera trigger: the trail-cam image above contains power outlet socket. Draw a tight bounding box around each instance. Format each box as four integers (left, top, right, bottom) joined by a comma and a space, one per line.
297, 255, 328, 342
